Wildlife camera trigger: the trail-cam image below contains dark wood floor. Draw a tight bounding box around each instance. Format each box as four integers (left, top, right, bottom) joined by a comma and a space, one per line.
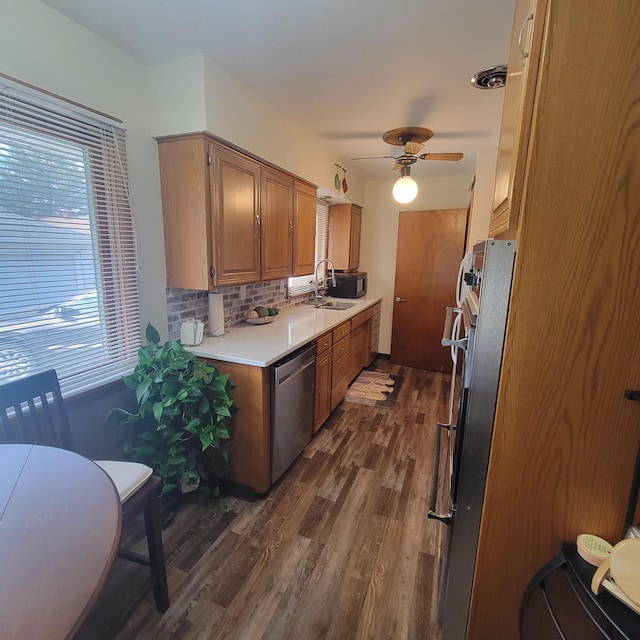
76, 360, 450, 640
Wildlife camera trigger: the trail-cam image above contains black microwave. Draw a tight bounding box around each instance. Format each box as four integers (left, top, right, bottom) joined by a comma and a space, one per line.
327, 272, 367, 298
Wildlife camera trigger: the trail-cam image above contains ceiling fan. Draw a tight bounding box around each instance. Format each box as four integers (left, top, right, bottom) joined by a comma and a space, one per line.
352, 126, 463, 170
351, 127, 463, 203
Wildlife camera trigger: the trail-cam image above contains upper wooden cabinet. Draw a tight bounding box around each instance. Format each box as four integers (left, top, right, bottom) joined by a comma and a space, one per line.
328, 203, 362, 271
157, 132, 317, 289
211, 145, 261, 285
260, 167, 293, 281
489, 0, 547, 237
292, 181, 317, 276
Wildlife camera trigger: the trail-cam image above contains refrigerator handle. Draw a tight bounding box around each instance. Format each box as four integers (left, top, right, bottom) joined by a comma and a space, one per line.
428, 421, 454, 524
442, 306, 467, 349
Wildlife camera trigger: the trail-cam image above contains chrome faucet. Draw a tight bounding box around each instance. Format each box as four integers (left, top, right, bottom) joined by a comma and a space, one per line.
314, 259, 337, 301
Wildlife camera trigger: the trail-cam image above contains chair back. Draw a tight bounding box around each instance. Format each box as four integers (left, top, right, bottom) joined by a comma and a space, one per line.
0, 369, 74, 450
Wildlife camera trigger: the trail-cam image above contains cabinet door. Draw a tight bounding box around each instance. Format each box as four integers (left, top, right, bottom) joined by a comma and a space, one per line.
350, 308, 372, 379
490, 0, 547, 236
349, 205, 362, 270
210, 145, 261, 285
328, 203, 363, 271
157, 136, 211, 290
292, 182, 317, 276
314, 348, 331, 432
261, 167, 293, 280
369, 309, 380, 365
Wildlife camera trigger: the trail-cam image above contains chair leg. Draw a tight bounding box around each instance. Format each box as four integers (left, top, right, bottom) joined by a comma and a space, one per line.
143, 492, 170, 613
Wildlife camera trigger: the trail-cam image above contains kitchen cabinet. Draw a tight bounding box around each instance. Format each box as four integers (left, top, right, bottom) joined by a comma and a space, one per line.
467, 2, 640, 639
315, 309, 375, 427
369, 302, 381, 365
349, 306, 373, 381
211, 145, 261, 285
157, 132, 316, 289
203, 358, 271, 495
313, 331, 332, 432
328, 203, 362, 271
330, 321, 352, 410
292, 181, 317, 276
260, 167, 293, 280
196, 299, 380, 494
489, 0, 547, 237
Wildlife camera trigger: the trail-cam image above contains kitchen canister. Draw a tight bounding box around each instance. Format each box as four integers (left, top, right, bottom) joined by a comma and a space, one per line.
180, 318, 204, 345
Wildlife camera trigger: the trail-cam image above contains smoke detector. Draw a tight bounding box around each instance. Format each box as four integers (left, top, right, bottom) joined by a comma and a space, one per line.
470, 65, 508, 89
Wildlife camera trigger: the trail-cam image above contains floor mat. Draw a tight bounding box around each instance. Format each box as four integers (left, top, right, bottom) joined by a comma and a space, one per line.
343, 371, 404, 408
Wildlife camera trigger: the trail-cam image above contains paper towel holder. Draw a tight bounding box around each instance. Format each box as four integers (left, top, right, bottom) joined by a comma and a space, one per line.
208, 293, 225, 337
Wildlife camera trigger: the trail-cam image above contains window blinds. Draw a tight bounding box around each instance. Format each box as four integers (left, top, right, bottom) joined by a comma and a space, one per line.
288, 199, 329, 296
0, 80, 140, 396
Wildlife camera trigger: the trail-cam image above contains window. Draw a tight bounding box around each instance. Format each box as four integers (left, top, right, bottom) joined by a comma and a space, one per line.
288, 198, 329, 296
0, 78, 140, 396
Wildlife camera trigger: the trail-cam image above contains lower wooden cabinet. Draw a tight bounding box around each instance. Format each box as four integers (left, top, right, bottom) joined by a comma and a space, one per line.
331, 333, 351, 410
204, 303, 380, 494
369, 302, 381, 365
204, 358, 271, 495
349, 306, 373, 380
314, 332, 332, 432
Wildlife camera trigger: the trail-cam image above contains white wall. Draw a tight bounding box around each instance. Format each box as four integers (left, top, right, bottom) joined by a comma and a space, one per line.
0, 0, 169, 338
149, 54, 366, 205
0, 1, 367, 346
361, 175, 473, 354
0, 0, 482, 358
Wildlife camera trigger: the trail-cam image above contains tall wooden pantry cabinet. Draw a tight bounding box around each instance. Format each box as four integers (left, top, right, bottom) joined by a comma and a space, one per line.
463, 1, 640, 639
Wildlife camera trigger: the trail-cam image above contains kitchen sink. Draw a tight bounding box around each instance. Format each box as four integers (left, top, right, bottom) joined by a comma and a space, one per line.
315, 300, 356, 310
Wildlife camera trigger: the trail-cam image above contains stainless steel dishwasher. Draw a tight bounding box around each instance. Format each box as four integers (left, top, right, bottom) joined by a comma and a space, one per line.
271, 342, 316, 484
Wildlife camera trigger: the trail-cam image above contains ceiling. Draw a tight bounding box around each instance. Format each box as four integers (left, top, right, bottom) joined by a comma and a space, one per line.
41, 0, 516, 182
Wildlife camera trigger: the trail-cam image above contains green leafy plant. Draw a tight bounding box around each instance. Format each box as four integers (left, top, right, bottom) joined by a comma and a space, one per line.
111, 323, 235, 494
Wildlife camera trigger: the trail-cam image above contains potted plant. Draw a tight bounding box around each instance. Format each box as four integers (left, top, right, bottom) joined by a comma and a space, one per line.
110, 323, 235, 495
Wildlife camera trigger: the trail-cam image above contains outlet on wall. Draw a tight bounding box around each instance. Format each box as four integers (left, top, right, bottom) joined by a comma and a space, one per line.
239, 284, 246, 300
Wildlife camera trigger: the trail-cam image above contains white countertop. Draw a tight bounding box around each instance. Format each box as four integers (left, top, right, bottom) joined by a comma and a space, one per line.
186, 295, 382, 367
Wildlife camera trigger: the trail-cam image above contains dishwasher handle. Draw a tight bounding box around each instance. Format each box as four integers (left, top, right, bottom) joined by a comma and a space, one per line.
273, 343, 316, 385
276, 358, 315, 386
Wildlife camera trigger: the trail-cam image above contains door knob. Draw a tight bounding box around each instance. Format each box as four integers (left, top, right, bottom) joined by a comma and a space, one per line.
395, 297, 406, 303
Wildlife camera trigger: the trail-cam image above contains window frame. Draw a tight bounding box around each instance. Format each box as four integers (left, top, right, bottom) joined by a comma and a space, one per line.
0, 76, 141, 396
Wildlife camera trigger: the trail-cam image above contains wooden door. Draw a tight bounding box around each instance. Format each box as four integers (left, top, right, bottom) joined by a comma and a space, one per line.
390, 209, 467, 372
210, 145, 261, 285
260, 167, 293, 280
292, 182, 317, 276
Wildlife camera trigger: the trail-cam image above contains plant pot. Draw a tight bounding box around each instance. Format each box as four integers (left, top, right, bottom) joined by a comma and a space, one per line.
179, 473, 200, 494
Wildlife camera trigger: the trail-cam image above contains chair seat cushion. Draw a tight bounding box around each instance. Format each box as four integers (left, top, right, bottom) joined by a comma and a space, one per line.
94, 460, 153, 503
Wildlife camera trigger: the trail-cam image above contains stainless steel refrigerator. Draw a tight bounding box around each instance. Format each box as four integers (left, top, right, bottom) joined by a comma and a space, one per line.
430, 239, 517, 640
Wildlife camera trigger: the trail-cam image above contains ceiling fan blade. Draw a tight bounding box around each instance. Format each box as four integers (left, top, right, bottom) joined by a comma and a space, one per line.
404, 141, 424, 155
351, 155, 395, 160
392, 163, 401, 171
419, 152, 464, 161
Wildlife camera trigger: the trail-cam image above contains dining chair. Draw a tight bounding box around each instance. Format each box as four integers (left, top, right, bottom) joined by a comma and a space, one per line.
0, 369, 169, 613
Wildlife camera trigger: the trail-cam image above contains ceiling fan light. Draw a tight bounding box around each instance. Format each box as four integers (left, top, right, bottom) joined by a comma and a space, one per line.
392, 175, 418, 203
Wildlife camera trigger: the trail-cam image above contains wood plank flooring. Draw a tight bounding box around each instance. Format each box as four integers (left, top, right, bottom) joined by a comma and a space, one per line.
75, 360, 450, 640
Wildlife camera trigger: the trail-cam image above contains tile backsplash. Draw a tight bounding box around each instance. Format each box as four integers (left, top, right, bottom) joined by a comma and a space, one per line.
166, 279, 313, 340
